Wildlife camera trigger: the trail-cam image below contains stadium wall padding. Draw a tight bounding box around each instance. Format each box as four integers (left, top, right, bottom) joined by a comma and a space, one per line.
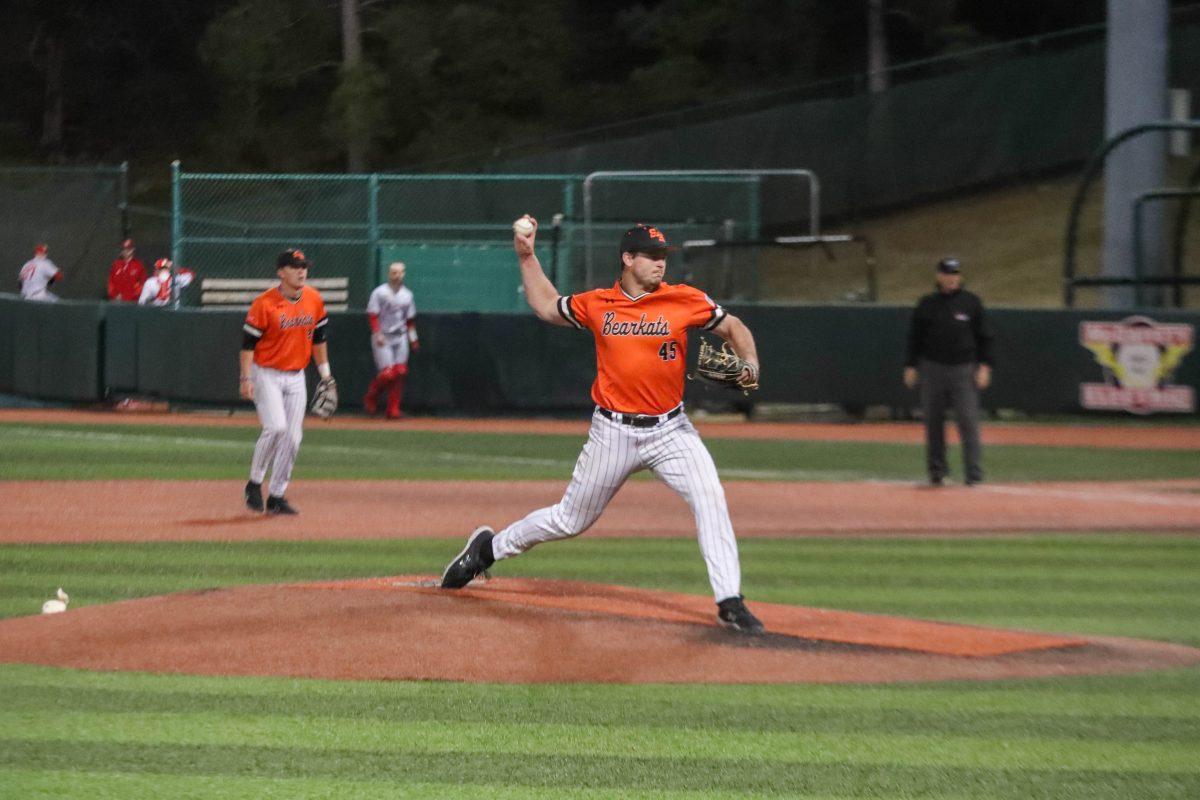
2, 295, 1199, 415
0, 295, 104, 402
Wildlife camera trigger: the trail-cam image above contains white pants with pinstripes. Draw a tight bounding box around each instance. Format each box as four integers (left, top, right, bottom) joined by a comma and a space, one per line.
249, 365, 307, 498
491, 407, 743, 602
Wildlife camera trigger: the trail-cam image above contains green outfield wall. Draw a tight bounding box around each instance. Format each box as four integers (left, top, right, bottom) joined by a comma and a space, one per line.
2, 294, 1198, 416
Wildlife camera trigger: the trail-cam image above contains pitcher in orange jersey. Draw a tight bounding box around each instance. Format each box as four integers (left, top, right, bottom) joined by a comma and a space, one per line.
238, 248, 335, 515
440, 218, 766, 634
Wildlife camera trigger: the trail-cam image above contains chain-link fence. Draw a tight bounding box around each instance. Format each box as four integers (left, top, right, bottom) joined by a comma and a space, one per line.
175, 168, 583, 309
0, 164, 128, 300
174, 167, 795, 309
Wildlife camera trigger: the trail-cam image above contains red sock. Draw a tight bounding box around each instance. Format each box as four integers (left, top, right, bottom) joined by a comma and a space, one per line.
386, 374, 405, 418
363, 374, 387, 414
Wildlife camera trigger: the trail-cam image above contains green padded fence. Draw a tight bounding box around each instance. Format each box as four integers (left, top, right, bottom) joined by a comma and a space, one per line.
5, 296, 1199, 416
0, 294, 104, 401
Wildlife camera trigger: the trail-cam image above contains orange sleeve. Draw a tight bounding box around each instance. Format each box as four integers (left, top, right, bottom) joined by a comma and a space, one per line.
244, 296, 269, 335
679, 286, 726, 331
557, 292, 591, 330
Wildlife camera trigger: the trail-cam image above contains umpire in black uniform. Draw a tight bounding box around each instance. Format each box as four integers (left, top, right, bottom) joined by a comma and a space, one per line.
903, 257, 993, 486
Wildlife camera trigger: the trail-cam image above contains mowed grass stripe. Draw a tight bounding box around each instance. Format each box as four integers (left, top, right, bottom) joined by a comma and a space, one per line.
1, 739, 1196, 798
9, 537, 1195, 589
4, 712, 1199, 771
0, 770, 736, 800
0, 697, 1196, 745
3, 664, 1198, 721
3, 421, 1199, 482
0, 662, 1195, 719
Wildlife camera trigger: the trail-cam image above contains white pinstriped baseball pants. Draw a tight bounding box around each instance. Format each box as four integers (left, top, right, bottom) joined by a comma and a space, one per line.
249, 365, 307, 497
491, 407, 743, 601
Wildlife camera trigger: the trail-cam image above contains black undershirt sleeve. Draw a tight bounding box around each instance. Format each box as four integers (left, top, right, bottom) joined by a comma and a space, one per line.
241, 331, 260, 351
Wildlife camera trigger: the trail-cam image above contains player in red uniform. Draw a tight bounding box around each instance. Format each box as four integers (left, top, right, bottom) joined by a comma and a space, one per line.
107, 239, 147, 302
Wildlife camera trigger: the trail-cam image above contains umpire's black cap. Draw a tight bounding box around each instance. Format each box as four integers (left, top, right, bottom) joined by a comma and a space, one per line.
621, 224, 675, 255
936, 257, 962, 274
277, 248, 309, 268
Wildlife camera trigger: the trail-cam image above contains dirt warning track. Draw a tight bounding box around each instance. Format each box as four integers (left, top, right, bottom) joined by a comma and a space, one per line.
3, 478, 1200, 543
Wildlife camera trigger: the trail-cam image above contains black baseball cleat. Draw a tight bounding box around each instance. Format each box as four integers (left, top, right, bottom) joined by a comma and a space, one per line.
244, 481, 263, 512
716, 595, 765, 635
441, 526, 495, 589
265, 495, 299, 515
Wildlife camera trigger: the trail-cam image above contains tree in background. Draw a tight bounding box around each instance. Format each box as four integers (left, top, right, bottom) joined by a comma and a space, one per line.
0, 0, 1124, 173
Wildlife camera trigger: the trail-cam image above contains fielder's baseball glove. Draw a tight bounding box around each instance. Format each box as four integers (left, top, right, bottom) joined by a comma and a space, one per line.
310, 377, 338, 419
691, 339, 759, 393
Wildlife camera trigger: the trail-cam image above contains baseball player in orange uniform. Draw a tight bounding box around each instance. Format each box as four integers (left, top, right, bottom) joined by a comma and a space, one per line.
441, 218, 765, 633
239, 248, 333, 515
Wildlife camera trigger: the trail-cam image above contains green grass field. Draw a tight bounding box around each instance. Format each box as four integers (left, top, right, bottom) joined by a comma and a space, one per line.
2, 419, 1199, 798
2, 422, 1198, 482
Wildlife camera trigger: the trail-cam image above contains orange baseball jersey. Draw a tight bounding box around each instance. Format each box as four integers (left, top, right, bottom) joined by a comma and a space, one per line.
243, 286, 328, 371
558, 281, 726, 414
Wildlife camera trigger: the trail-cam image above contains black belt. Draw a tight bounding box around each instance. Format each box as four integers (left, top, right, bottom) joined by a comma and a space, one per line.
597, 405, 682, 428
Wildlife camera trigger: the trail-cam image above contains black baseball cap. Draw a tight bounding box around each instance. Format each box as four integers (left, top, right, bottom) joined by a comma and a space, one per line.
277, 248, 309, 268
936, 257, 961, 274
620, 224, 675, 255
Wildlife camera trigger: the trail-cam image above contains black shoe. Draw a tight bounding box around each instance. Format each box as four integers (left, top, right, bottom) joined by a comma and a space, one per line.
928, 476, 944, 488
244, 481, 263, 512
965, 478, 982, 487
265, 495, 299, 515
717, 595, 765, 635
441, 526, 495, 589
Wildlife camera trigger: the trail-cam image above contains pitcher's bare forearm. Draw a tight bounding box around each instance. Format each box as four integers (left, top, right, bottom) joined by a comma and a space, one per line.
519, 252, 569, 326
714, 314, 759, 367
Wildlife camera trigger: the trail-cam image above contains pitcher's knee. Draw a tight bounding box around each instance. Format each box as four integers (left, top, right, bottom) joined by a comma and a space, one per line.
550, 506, 593, 538
261, 424, 289, 442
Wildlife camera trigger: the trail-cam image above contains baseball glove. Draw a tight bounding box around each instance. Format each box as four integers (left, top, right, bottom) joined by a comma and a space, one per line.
691, 339, 760, 393
310, 377, 338, 419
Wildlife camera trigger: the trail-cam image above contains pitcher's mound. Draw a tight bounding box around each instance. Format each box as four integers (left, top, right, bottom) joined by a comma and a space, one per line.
3, 577, 1198, 683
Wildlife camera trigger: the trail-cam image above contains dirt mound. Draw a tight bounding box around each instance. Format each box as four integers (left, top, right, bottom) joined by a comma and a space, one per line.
3, 577, 1196, 684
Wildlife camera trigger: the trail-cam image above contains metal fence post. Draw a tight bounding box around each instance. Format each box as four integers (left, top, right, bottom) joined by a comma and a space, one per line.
119, 161, 130, 240
368, 173, 380, 287
171, 160, 182, 308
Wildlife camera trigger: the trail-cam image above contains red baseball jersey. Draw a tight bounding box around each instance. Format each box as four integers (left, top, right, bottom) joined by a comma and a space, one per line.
559, 281, 726, 415
244, 285, 328, 371
107, 257, 147, 302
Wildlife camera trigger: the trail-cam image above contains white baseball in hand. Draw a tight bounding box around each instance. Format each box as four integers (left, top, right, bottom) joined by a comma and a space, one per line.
512, 217, 534, 236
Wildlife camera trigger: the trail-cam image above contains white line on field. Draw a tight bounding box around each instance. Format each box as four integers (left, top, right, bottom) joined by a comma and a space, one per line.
977, 483, 1200, 508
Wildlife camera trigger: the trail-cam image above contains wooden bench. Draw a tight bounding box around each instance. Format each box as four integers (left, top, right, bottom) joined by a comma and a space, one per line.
200, 278, 349, 311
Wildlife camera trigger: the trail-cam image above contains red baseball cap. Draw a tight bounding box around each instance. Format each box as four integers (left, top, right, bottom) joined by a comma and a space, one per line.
34, 243, 48, 254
